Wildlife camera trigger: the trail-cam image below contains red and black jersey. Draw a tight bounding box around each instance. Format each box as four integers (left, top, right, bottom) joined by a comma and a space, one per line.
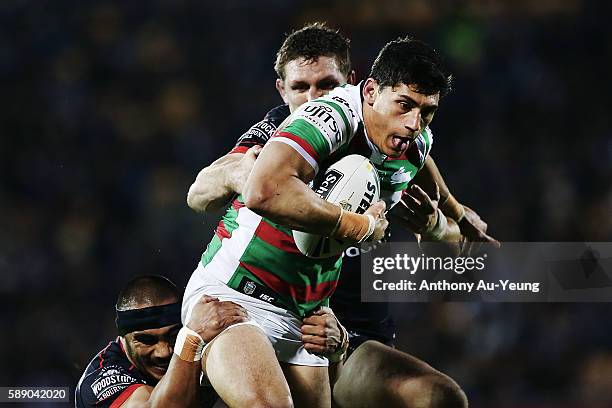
75, 338, 149, 408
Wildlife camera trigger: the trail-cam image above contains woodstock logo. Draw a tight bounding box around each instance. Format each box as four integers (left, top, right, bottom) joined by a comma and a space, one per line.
390, 166, 412, 184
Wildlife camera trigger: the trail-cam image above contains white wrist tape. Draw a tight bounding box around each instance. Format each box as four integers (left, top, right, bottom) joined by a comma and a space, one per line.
358, 214, 376, 243
428, 208, 448, 241
456, 206, 466, 223
330, 207, 344, 236
174, 326, 205, 362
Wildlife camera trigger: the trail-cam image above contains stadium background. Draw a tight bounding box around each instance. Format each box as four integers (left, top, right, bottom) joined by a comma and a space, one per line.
1, 0, 611, 406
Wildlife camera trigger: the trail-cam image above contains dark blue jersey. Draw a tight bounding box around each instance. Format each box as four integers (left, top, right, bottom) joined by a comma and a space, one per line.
75, 338, 150, 408
230, 104, 290, 154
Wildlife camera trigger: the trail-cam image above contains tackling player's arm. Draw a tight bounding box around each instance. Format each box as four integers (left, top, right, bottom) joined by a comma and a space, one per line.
187, 108, 282, 213
388, 182, 461, 255
187, 147, 261, 212
120, 358, 200, 408
120, 296, 248, 408
412, 156, 500, 249
300, 307, 349, 386
411, 156, 451, 214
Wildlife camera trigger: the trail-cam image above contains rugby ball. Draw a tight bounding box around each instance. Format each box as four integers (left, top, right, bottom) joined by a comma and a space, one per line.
293, 154, 380, 258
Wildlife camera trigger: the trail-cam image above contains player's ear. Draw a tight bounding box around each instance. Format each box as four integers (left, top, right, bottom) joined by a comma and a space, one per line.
347, 70, 356, 85
275, 79, 289, 104
363, 78, 378, 105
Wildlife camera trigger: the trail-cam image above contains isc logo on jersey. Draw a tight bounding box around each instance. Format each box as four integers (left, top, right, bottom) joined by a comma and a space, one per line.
296, 102, 345, 146
293, 155, 380, 258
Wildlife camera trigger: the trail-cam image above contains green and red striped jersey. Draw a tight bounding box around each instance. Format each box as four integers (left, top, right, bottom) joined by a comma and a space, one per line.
199, 83, 433, 317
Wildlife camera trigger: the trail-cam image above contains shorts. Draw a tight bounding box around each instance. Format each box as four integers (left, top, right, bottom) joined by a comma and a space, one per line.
183, 263, 328, 367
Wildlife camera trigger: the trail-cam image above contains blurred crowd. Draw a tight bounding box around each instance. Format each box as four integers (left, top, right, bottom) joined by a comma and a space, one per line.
1, 1, 610, 406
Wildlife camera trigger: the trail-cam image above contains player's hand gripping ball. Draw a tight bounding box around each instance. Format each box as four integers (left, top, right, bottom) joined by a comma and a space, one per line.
293, 154, 380, 258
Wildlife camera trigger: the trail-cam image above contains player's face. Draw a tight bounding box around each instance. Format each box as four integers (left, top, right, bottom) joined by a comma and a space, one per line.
276, 56, 350, 112
123, 323, 181, 382
363, 79, 439, 158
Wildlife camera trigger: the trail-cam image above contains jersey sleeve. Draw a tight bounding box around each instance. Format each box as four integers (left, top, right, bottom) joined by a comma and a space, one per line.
271, 91, 359, 174
230, 105, 290, 154
76, 364, 147, 408
230, 119, 276, 154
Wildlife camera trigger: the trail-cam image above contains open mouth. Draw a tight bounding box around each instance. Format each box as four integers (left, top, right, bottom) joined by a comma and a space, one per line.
390, 135, 411, 152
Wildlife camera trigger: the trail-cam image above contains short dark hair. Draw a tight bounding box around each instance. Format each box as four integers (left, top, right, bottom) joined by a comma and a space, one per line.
116, 275, 180, 311
369, 36, 452, 97
274, 22, 351, 80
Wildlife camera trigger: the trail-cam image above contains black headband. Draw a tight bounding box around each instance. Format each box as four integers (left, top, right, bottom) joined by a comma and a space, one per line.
115, 302, 182, 336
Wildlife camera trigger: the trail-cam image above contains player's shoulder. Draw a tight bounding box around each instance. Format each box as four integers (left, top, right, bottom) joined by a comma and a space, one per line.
263, 104, 290, 125
232, 104, 290, 153
75, 339, 149, 408
289, 83, 362, 138
319, 83, 361, 122
248, 104, 288, 139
